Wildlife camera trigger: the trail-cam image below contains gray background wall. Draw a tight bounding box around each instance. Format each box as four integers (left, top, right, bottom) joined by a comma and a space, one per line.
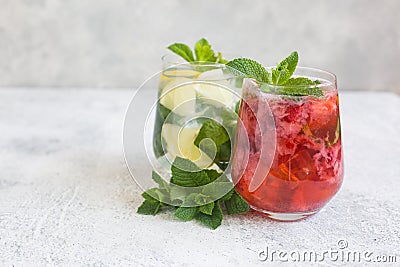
1, 0, 399, 91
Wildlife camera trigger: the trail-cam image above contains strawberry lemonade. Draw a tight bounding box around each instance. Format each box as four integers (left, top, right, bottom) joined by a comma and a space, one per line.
231, 67, 344, 221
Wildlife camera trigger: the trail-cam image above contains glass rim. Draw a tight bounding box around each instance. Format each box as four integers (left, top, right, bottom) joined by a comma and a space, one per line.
161, 61, 238, 81
161, 52, 239, 66
161, 54, 224, 66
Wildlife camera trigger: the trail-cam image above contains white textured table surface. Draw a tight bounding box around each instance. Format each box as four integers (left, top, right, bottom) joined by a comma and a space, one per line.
0, 89, 399, 266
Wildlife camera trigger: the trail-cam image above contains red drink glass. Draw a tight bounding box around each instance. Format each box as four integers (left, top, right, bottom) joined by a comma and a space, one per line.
231, 67, 344, 221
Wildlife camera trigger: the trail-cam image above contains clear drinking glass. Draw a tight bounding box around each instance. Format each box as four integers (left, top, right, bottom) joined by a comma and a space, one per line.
153, 56, 242, 171
231, 67, 344, 221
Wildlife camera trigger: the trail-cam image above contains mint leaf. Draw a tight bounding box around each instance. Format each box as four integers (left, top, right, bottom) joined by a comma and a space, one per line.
142, 189, 158, 201
204, 169, 222, 182
202, 181, 233, 200
137, 199, 161, 215
158, 103, 172, 121
285, 77, 315, 86
261, 77, 324, 97
235, 100, 241, 114
195, 201, 223, 229
284, 78, 323, 97
194, 193, 211, 206
218, 141, 231, 162
199, 202, 214, 215
194, 120, 232, 170
194, 120, 230, 147
169, 186, 190, 203
174, 206, 198, 221
137, 157, 249, 229
142, 188, 170, 203
224, 191, 250, 215
219, 188, 235, 201
151, 171, 170, 191
194, 38, 217, 62
167, 39, 227, 65
221, 108, 238, 128
167, 43, 195, 62
226, 58, 272, 83
216, 52, 228, 64
172, 192, 200, 207
171, 157, 210, 187
272, 51, 298, 85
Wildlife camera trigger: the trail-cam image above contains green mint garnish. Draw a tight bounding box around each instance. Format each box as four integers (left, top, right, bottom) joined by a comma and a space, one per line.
261, 77, 324, 98
167, 43, 195, 62
272, 51, 298, 85
167, 38, 227, 63
226, 52, 324, 97
226, 58, 272, 83
285, 77, 315, 86
136, 157, 250, 229
217, 52, 228, 64
194, 38, 217, 62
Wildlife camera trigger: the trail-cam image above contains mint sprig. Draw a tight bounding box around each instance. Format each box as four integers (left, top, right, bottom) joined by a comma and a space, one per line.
194, 38, 217, 62
272, 51, 298, 85
168, 38, 227, 63
226, 58, 272, 83
167, 43, 195, 63
137, 157, 249, 229
226, 52, 324, 97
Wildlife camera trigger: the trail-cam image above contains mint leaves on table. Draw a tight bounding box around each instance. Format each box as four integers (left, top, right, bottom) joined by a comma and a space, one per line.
137, 157, 249, 230
224, 191, 250, 215
168, 38, 227, 63
137, 197, 162, 215
170, 157, 211, 187
226, 52, 323, 97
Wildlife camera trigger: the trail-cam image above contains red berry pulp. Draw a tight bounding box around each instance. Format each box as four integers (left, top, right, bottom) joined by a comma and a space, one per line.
231, 87, 344, 214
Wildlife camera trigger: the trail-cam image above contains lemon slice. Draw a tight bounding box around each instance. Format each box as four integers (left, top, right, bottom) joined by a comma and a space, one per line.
159, 69, 199, 89
197, 68, 226, 81
159, 80, 197, 116
161, 123, 214, 169
162, 69, 200, 78
194, 83, 236, 107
